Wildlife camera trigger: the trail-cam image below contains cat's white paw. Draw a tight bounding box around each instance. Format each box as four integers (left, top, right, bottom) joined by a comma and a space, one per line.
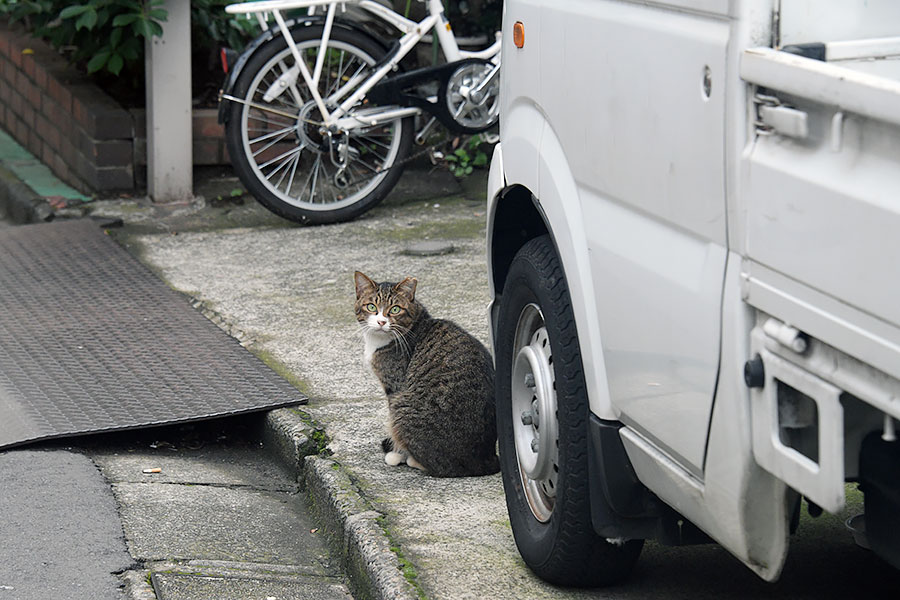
406, 455, 425, 471
385, 451, 407, 466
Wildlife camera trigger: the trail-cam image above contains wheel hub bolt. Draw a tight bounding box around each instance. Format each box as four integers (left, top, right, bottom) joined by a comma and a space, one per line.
524, 373, 535, 388
521, 410, 533, 425
530, 438, 540, 453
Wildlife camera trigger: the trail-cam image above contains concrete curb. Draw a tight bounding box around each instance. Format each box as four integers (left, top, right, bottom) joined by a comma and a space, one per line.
0, 164, 53, 224
122, 570, 157, 600
264, 408, 419, 600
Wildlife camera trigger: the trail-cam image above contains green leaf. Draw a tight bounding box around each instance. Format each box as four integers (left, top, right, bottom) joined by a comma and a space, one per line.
119, 38, 139, 60
106, 53, 124, 75
59, 5, 90, 19
75, 8, 97, 30
109, 27, 122, 48
472, 152, 488, 167
95, 7, 109, 28
112, 14, 139, 27
86, 50, 109, 73
134, 18, 152, 38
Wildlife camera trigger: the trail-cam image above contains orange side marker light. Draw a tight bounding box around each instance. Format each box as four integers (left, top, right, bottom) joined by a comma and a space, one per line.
513, 21, 525, 49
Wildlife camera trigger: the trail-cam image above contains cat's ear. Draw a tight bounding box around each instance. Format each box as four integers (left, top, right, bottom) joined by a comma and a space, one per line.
354, 271, 376, 299
393, 277, 417, 301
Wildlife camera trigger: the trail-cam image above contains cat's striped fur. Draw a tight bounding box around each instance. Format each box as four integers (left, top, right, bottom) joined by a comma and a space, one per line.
354, 271, 499, 477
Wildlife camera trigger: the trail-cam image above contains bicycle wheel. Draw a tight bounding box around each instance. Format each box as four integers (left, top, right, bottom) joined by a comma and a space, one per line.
224, 25, 414, 224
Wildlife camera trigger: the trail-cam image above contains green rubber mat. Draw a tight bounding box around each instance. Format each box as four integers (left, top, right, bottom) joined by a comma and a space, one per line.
0, 219, 305, 449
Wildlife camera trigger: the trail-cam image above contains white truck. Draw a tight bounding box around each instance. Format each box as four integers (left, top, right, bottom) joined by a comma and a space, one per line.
486, 0, 900, 587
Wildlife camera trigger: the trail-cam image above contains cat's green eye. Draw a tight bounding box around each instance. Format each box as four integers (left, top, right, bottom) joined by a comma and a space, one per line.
366, 303, 377, 312
389, 306, 402, 315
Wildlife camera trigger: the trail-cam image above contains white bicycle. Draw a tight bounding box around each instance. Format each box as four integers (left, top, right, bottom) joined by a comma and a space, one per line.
219, 0, 501, 224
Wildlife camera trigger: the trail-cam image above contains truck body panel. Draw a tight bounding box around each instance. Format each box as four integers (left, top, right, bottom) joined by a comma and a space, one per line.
488, 0, 900, 581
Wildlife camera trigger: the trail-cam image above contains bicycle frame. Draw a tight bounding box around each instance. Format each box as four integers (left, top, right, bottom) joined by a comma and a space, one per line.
225, 0, 502, 131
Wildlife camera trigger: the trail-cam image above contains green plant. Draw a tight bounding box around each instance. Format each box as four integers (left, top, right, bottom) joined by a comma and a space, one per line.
444, 134, 490, 177
63, 1, 166, 75
190, 0, 259, 54
0, 1, 167, 76
0, 0, 259, 101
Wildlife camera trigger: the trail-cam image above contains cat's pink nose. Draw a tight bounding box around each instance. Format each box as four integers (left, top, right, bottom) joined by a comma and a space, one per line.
377, 318, 388, 327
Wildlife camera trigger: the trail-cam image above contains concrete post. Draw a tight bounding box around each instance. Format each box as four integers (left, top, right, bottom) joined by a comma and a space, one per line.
145, 0, 193, 202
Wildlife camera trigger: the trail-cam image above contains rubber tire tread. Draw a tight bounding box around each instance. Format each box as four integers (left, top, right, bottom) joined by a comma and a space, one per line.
224, 25, 414, 225
495, 235, 643, 587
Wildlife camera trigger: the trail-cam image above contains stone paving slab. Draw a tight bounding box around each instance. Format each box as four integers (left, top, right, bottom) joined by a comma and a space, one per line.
151, 571, 353, 600
113, 478, 324, 566
88, 423, 351, 600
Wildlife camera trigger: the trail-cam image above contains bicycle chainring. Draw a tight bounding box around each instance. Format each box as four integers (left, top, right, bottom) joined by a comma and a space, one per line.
444, 59, 500, 132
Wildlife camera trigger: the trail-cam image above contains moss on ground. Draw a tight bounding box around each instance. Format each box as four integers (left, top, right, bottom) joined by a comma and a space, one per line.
376, 514, 428, 600
248, 346, 311, 397
379, 217, 485, 243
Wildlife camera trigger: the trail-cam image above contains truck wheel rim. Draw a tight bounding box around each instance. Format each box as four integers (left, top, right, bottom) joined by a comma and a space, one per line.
511, 303, 559, 523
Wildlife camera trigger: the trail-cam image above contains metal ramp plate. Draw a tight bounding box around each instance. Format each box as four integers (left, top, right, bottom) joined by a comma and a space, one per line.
0, 219, 305, 449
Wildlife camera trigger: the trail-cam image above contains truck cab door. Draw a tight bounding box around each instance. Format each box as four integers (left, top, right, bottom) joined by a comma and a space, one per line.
544, 2, 730, 476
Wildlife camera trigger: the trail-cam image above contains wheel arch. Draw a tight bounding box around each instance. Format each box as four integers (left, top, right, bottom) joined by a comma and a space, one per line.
488, 183, 549, 301
488, 116, 615, 422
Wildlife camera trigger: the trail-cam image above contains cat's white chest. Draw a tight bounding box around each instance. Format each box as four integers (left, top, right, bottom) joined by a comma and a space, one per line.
363, 330, 392, 368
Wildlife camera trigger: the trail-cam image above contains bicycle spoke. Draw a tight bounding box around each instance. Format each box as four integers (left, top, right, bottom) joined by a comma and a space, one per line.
229, 95, 299, 121
328, 61, 368, 104
251, 129, 294, 160
352, 154, 382, 175
297, 156, 317, 202
259, 143, 303, 171
329, 50, 344, 98
356, 134, 392, 151
285, 149, 301, 194
248, 124, 296, 147
309, 155, 322, 204
273, 149, 301, 191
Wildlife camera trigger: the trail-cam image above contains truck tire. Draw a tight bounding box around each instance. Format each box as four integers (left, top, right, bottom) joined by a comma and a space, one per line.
495, 235, 643, 587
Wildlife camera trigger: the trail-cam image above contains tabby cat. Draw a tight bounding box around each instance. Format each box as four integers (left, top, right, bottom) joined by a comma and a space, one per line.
354, 271, 499, 477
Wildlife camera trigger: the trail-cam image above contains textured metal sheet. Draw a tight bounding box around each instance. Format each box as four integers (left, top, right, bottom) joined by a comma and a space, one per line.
0, 219, 305, 449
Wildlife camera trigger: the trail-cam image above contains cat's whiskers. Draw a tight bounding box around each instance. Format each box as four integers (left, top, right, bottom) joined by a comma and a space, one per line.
351, 320, 370, 340
389, 327, 411, 358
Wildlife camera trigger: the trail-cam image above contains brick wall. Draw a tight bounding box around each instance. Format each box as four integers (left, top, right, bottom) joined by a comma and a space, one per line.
0, 22, 228, 196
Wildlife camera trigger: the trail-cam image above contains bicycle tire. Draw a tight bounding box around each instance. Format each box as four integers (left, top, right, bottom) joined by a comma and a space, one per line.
225, 25, 414, 225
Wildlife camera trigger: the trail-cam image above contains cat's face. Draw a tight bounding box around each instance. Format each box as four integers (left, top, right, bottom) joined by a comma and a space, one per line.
354, 271, 419, 335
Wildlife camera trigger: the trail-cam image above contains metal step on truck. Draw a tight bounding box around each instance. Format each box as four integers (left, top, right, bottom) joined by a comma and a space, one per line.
486, 0, 900, 587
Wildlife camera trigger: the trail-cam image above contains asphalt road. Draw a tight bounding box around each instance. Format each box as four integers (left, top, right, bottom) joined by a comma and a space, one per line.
0, 450, 132, 600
